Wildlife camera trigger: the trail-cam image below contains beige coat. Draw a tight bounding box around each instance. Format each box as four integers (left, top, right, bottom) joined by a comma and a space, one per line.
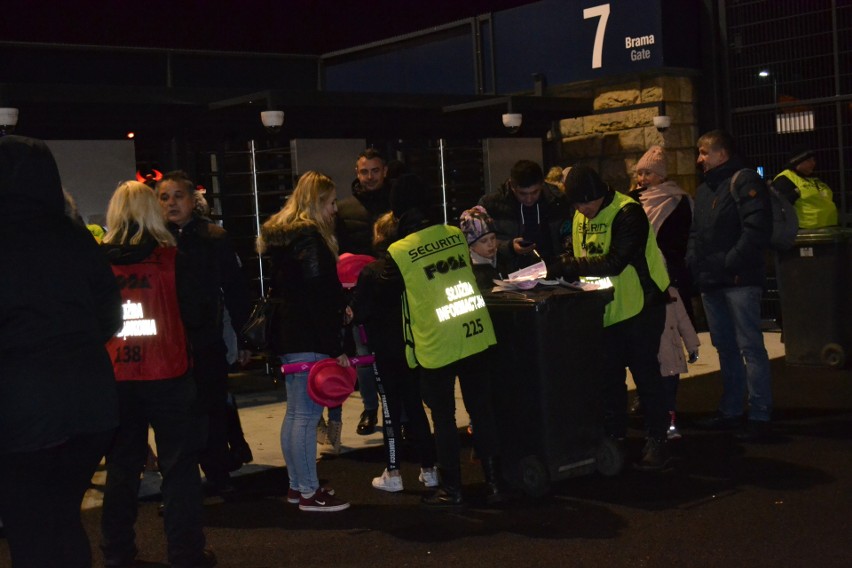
659, 287, 700, 376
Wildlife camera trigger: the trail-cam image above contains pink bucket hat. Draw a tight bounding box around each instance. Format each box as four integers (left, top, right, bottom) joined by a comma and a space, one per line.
337, 252, 376, 287
307, 359, 357, 407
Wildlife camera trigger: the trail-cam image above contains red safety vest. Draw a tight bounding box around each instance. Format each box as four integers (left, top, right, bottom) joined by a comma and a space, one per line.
107, 246, 191, 381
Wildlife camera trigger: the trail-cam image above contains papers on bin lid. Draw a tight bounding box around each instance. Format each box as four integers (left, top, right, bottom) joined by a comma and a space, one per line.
575, 276, 614, 290
491, 278, 603, 292
491, 261, 550, 291
509, 260, 547, 281
488, 261, 616, 293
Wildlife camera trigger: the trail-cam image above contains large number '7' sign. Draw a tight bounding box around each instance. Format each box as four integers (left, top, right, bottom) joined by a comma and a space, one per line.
583, 3, 611, 69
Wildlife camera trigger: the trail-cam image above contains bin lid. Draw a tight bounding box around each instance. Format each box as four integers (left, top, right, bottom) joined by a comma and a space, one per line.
483, 286, 612, 308
794, 227, 852, 245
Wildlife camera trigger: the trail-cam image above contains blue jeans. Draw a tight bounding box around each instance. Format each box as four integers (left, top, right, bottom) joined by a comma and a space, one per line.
701, 286, 772, 421
280, 352, 326, 494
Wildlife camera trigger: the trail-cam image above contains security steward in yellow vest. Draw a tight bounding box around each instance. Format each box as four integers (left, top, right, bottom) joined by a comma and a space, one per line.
773, 147, 838, 229
380, 173, 506, 507
548, 165, 672, 471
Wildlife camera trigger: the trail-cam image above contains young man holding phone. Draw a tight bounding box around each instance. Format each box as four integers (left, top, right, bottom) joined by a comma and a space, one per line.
478, 159, 572, 271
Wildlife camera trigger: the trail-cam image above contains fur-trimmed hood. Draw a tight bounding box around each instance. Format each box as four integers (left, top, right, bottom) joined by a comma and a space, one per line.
258, 219, 322, 252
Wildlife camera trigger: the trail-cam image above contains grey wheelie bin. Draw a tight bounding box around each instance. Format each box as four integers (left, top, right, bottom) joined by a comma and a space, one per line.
484, 286, 618, 498
777, 228, 852, 368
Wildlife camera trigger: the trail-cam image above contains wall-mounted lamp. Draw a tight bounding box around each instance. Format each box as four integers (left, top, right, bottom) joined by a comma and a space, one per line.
0, 107, 19, 136
260, 110, 284, 134
502, 112, 523, 134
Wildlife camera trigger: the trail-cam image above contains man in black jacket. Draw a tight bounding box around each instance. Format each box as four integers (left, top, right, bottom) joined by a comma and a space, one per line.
156, 171, 253, 493
479, 159, 572, 271
335, 149, 392, 435
687, 130, 774, 441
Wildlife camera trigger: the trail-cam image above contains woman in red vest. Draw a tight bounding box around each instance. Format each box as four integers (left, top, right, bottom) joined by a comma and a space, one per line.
100, 181, 215, 568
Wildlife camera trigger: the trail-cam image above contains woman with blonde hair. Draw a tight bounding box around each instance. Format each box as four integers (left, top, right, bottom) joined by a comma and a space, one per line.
258, 171, 352, 512
100, 180, 215, 567
103, 181, 176, 247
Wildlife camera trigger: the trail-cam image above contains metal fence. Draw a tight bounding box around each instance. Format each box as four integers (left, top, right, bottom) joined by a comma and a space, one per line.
721, 0, 851, 326
723, 0, 851, 225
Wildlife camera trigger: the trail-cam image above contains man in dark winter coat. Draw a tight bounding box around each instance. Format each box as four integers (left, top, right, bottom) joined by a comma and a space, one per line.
687, 129, 774, 441
335, 148, 393, 435
0, 135, 122, 567
336, 148, 392, 256
478, 159, 572, 271
156, 171, 253, 493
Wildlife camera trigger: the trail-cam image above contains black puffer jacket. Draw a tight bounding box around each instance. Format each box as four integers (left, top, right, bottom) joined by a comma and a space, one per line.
0, 135, 122, 453
260, 222, 346, 358
350, 258, 404, 362
478, 180, 571, 270
335, 180, 392, 255
687, 157, 771, 291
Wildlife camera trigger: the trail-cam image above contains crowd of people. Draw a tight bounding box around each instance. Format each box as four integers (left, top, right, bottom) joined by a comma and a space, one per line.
0, 131, 840, 567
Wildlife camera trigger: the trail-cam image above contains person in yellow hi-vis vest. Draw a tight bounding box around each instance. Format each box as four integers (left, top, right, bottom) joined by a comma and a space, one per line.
378, 174, 507, 508
773, 146, 838, 229
548, 165, 672, 471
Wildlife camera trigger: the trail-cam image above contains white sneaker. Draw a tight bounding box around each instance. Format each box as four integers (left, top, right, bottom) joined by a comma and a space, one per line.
667, 423, 682, 440
418, 467, 439, 488
667, 411, 682, 440
372, 469, 403, 492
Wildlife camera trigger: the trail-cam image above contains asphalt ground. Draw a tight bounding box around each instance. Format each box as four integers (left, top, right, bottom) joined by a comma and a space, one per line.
2, 333, 852, 568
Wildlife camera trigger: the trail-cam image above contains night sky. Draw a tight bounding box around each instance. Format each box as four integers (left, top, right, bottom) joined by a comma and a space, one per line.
3, 0, 537, 55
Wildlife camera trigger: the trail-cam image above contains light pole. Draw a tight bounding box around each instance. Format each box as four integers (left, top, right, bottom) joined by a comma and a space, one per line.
758, 69, 778, 104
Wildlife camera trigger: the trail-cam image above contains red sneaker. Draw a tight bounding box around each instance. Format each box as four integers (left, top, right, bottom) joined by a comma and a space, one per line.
298, 489, 349, 512
288, 486, 335, 504
286, 488, 300, 504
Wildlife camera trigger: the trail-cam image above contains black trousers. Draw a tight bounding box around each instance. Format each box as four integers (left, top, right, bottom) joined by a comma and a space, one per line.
0, 430, 113, 568
193, 341, 232, 485
419, 349, 500, 477
601, 302, 668, 441
100, 376, 206, 566
373, 353, 436, 471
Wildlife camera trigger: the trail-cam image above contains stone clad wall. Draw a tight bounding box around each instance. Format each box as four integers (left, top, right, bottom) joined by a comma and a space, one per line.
557, 76, 698, 195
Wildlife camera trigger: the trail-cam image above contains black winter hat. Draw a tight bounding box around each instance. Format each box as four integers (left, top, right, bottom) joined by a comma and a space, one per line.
787, 145, 815, 168
563, 164, 609, 205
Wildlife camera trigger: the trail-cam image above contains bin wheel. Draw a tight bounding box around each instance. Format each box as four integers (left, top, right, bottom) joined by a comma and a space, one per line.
821, 343, 846, 369
518, 455, 550, 498
595, 437, 626, 477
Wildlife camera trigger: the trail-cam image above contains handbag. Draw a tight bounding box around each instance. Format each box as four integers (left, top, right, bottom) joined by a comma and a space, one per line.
241, 295, 276, 351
